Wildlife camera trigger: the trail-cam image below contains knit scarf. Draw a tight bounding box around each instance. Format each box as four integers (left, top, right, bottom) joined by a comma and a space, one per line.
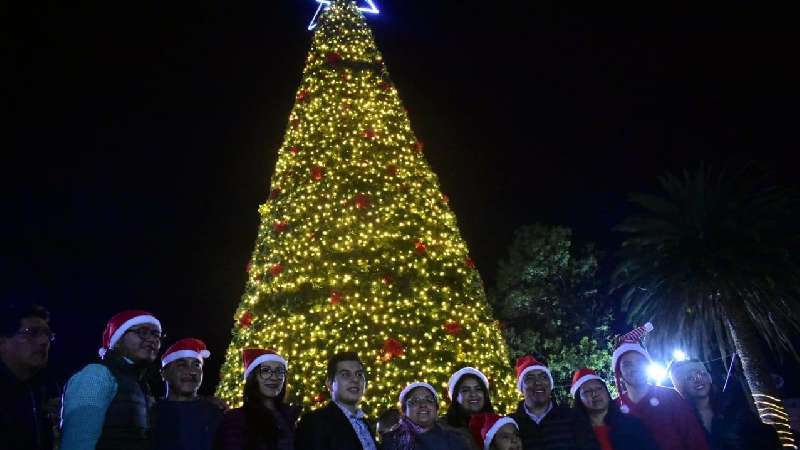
395, 415, 429, 450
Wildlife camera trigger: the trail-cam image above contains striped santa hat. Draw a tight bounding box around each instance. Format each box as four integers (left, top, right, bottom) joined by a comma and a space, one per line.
612, 322, 654, 394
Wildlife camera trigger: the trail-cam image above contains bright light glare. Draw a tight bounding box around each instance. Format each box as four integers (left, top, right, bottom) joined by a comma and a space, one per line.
673, 349, 687, 362
309, 0, 380, 30
647, 363, 668, 384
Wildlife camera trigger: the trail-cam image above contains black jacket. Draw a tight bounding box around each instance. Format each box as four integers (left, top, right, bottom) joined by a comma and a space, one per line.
511, 401, 600, 450
295, 402, 376, 450
0, 360, 58, 450
603, 408, 659, 450
95, 352, 153, 450
694, 389, 781, 450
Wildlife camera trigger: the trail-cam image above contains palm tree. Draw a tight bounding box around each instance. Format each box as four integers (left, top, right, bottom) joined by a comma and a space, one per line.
612, 163, 800, 448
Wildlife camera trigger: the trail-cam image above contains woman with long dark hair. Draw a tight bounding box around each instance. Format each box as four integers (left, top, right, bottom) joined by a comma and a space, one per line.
216, 349, 300, 450
571, 368, 657, 450
440, 367, 494, 450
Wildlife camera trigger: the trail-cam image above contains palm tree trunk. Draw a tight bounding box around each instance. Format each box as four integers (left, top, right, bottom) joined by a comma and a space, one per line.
726, 303, 796, 449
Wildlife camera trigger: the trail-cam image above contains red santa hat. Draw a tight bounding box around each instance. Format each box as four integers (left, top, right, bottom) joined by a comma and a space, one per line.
161, 338, 210, 367
98, 310, 161, 358
447, 367, 490, 400
469, 413, 518, 450
515, 355, 553, 392
612, 322, 654, 394
242, 348, 287, 380
570, 368, 604, 397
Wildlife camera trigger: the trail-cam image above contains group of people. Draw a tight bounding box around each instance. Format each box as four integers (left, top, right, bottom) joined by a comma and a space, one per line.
1, 305, 784, 450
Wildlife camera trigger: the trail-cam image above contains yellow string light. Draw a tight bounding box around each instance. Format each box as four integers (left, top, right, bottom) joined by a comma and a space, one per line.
215, 1, 519, 416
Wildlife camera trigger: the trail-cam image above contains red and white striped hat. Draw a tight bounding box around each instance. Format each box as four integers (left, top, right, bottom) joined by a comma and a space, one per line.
98, 310, 161, 358
447, 367, 490, 400
570, 368, 604, 397
515, 355, 553, 392
242, 348, 287, 380
161, 338, 210, 367
612, 322, 654, 394
469, 413, 518, 450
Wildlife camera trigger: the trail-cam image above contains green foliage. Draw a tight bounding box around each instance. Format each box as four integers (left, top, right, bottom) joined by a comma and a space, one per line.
490, 224, 615, 404
612, 163, 800, 364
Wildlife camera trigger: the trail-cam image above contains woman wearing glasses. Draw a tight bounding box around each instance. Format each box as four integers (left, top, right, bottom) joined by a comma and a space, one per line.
380, 382, 469, 450
216, 348, 300, 450
570, 368, 658, 450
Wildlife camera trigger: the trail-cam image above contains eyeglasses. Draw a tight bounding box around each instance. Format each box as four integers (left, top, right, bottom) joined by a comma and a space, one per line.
258, 367, 286, 379
683, 370, 710, 383
407, 397, 436, 407
126, 327, 164, 341
580, 387, 606, 398
16, 327, 56, 342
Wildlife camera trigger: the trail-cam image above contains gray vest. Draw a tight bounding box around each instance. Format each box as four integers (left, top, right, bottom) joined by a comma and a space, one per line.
95, 352, 152, 450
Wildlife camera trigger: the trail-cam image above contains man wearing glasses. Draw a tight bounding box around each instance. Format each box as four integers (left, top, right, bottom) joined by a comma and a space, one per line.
0, 303, 60, 450
296, 351, 377, 450
61, 310, 163, 450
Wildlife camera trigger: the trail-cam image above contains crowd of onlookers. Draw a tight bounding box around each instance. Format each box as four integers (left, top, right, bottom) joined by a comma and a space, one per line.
0, 304, 785, 450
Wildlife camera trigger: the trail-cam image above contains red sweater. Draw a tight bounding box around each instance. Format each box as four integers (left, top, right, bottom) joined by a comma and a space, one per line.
593, 425, 613, 450
617, 386, 709, 450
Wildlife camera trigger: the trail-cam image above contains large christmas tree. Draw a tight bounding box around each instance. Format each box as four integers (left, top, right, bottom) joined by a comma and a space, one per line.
216, 0, 518, 415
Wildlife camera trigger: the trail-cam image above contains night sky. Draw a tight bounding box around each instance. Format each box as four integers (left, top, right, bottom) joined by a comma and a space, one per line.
7, 2, 799, 392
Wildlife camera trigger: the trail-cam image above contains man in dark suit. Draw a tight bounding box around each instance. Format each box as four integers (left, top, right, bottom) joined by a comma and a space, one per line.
296, 352, 377, 450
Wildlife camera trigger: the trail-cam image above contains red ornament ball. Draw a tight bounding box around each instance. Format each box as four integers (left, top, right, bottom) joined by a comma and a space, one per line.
382, 338, 405, 360
415, 240, 427, 255
354, 193, 370, 209
239, 311, 254, 328
414, 140, 424, 153
297, 90, 309, 102
363, 128, 376, 139
330, 290, 343, 305
443, 321, 462, 335
273, 221, 289, 233
311, 166, 325, 181
290, 119, 300, 129
290, 146, 300, 155
313, 392, 326, 403
465, 257, 476, 269
381, 274, 393, 285
442, 194, 450, 204
269, 188, 282, 200
325, 52, 342, 65
270, 263, 284, 277
386, 164, 398, 176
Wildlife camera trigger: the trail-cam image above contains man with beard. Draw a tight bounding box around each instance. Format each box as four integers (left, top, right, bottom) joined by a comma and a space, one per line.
0, 303, 61, 450
668, 359, 780, 450
612, 324, 708, 450
61, 310, 163, 450
151, 338, 223, 450
296, 352, 377, 450
510, 355, 598, 450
